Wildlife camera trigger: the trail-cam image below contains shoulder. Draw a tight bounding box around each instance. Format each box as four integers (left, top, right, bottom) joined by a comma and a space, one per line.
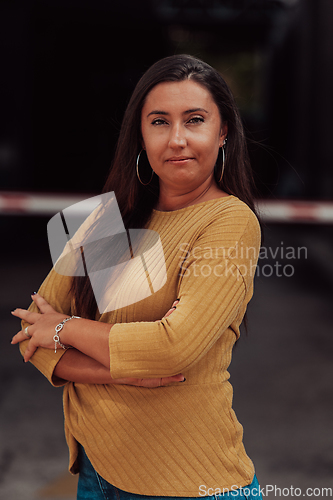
150, 196, 261, 248
198, 196, 260, 235
206, 194, 256, 215
190, 197, 261, 263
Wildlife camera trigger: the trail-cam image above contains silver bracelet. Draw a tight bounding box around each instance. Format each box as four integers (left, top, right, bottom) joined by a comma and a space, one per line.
53, 315, 80, 353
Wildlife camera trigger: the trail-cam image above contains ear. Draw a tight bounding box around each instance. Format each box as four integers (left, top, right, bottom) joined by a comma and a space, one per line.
219, 122, 228, 148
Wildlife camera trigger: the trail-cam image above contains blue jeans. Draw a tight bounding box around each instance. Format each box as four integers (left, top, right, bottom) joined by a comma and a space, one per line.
77, 444, 263, 500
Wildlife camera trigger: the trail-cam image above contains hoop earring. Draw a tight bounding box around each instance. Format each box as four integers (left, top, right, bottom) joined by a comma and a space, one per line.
218, 138, 227, 184
136, 149, 154, 186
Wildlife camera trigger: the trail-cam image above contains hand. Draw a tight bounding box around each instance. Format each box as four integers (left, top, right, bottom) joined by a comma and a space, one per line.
11, 293, 71, 362
110, 374, 185, 387
156, 299, 180, 322
11, 295, 186, 386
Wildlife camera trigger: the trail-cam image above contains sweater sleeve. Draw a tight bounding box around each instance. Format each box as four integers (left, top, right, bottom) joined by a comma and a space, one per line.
19, 269, 73, 387
109, 209, 261, 379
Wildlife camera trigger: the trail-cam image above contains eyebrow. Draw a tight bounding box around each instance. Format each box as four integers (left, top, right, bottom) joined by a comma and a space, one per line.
147, 107, 209, 117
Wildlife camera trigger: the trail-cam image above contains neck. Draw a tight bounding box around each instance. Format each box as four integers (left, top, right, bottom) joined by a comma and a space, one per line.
156, 178, 224, 212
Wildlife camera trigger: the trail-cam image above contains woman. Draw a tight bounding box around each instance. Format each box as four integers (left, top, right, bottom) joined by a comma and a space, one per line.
11, 54, 262, 499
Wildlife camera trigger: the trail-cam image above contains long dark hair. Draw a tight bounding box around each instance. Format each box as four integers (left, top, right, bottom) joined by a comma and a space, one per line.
71, 54, 257, 319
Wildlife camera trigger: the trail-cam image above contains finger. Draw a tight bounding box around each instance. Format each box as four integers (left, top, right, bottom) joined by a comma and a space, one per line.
160, 374, 185, 385
157, 309, 174, 321
11, 330, 29, 345
163, 308, 175, 318
158, 299, 181, 321
163, 303, 179, 318
23, 339, 38, 363
11, 322, 35, 344
164, 299, 180, 318
112, 378, 159, 388
11, 308, 41, 323
31, 293, 56, 314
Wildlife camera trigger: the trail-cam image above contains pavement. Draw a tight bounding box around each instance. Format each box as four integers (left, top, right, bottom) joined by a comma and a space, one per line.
1, 217, 332, 499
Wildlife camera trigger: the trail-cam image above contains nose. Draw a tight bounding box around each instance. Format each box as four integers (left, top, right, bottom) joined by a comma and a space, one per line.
168, 123, 187, 149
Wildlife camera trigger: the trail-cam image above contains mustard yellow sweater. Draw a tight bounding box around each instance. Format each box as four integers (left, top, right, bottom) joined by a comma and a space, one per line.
20, 195, 261, 496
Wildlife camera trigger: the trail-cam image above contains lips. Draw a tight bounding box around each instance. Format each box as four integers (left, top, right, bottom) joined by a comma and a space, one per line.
166, 156, 194, 162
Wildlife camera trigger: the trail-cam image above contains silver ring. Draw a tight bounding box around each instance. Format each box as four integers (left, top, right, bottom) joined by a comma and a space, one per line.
24, 326, 31, 338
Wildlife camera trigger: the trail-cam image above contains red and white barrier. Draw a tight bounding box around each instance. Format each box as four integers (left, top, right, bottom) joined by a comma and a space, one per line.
0, 191, 333, 223
256, 199, 333, 224
0, 191, 89, 216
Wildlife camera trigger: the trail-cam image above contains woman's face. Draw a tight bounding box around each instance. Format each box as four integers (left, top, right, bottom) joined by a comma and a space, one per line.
141, 79, 228, 193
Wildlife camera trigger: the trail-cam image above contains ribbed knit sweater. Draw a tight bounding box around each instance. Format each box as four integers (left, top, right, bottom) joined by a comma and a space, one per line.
20, 195, 261, 496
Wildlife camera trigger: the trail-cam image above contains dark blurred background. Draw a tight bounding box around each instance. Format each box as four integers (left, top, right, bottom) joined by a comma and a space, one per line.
1, 0, 333, 198
1, 1, 332, 499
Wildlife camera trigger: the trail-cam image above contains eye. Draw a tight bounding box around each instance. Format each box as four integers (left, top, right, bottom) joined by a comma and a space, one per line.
151, 118, 168, 126
188, 116, 204, 124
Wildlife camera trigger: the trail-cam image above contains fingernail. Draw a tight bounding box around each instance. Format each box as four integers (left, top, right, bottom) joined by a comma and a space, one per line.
180, 377, 186, 382
32, 292, 37, 296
